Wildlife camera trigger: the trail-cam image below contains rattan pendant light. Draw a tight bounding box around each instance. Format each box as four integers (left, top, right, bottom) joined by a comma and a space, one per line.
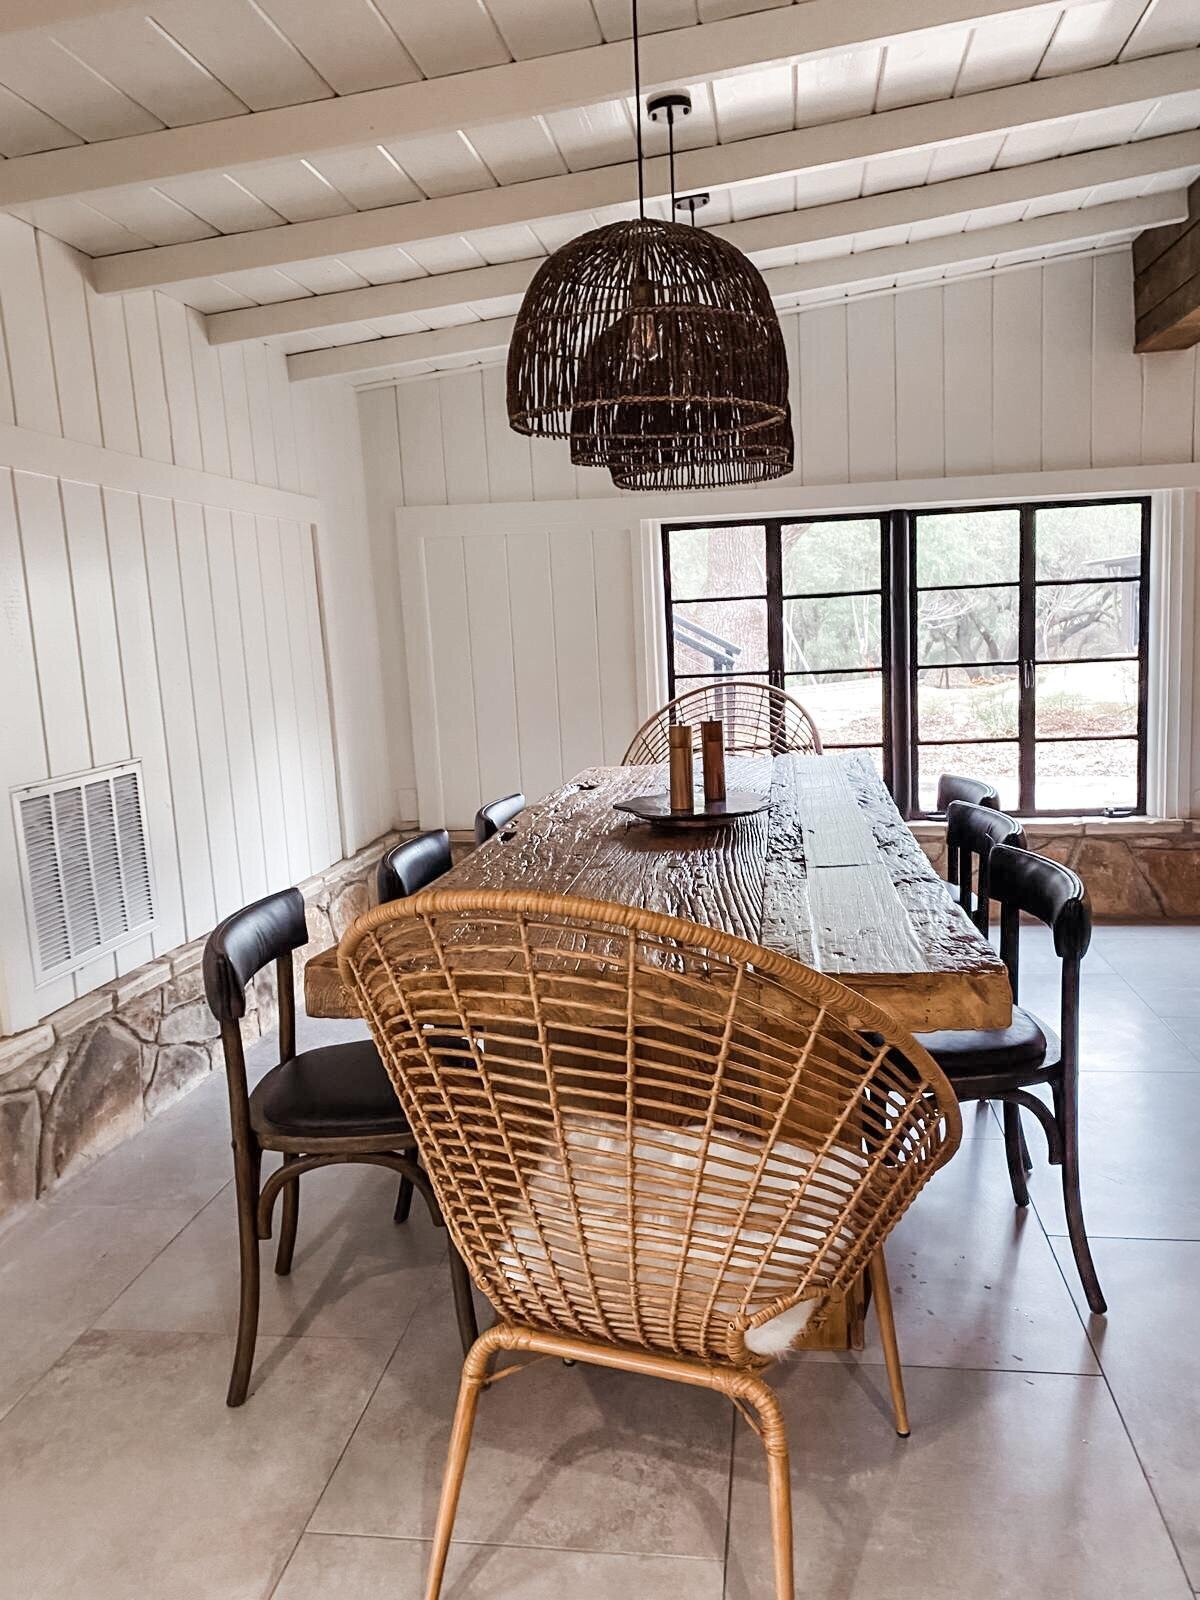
505, 0, 789, 481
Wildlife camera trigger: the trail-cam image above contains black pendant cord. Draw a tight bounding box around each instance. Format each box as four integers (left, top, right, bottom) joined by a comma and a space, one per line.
667, 104, 677, 212
632, 0, 645, 219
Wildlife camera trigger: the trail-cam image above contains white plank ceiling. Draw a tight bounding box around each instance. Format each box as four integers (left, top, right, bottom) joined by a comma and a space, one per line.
0, 0, 1198, 379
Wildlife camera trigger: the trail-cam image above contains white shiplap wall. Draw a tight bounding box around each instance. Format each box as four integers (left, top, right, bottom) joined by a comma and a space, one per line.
362, 251, 1200, 831
0, 215, 390, 1034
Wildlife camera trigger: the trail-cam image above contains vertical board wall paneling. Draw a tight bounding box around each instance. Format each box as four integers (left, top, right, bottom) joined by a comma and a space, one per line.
396, 376, 447, 505
103, 485, 186, 957
0, 469, 75, 1021
61, 479, 128, 768
189, 312, 232, 477
894, 285, 945, 479
279, 517, 336, 870
218, 344, 256, 482
463, 535, 521, 805
37, 235, 101, 447
1142, 349, 1198, 468
798, 303, 849, 484
1091, 251, 1143, 468
13, 471, 90, 775
269, 354, 300, 494
257, 514, 312, 881
155, 295, 204, 471
299, 523, 343, 860
123, 291, 173, 464
204, 505, 268, 907
87, 283, 140, 456
1041, 255, 1093, 472
591, 526, 639, 765
242, 341, 279, 490
423, 535, 481, 828
232, 508, 290, 893
549, 526, 606, 781
847, 294, 897, 484
0, 213, 59, 436
992, 265, 1043, 473
440, 369, 490, 504
482, 364, 533, 502
505, 529, 565, 807
943, 275, 993, 478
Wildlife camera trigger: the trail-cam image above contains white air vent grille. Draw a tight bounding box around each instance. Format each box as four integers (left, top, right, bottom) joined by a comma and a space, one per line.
14, 762, 155, 985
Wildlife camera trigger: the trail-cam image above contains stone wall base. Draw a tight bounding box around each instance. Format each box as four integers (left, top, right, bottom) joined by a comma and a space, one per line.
0, 832, 401, 1230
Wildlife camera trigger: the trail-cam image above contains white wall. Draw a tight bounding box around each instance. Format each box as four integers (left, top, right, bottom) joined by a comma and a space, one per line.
360, 250, 1200, 832
0, 216, 389, 1034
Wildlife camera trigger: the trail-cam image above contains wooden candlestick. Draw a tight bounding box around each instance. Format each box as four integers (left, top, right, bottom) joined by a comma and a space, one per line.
701, 720, 726, 803
668, 723, 695, 814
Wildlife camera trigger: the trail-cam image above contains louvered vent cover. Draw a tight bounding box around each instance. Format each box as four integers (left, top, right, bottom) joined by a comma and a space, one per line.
14, 761, 155, 985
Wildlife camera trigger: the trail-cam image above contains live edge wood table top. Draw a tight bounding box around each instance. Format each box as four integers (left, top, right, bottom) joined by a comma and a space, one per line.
306, 751, 1012, 1034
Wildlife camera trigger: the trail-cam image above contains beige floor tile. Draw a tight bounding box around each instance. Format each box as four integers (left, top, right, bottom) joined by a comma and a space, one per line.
0, 1199, 195, 1422
1028, 1071, 1200, 1242
804, 1134, 1097, 1374
0, 1328, 392, 1600
725, 1363, 1191, 1600
273, 1531, 725, 1599
98, 1164, 448, 1343
1053, 1236, 1200, 1589
311, 1291, 733, 1560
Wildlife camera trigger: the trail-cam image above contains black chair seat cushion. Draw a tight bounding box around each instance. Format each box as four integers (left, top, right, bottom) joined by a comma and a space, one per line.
916, 1006, 1059, 1083
250, 1040, 412, 1140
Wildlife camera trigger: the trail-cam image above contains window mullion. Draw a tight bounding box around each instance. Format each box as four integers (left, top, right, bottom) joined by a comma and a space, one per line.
1018, 504, 1036, 812
765, 520, 785, 689
888, 510, 913, 815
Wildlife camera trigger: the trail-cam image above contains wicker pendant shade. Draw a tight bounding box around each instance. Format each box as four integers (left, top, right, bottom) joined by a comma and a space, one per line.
605, 407, 794, 491
507, 217, 788, 446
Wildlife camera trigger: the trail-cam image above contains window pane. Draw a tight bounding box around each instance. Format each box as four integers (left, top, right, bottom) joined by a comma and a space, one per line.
783, 595, 881, 674
787, 672, 883, 747
669, 524, 766, 601
673, 598, 768, 675
917, 742, 1019, 812
1035, 502, 1142, 580
916, 509, 1019, 586
918, 667, 1019, 740
1035, 739, 1137, 811
1036, 581, 1141, 660
917, 586, 1018, 665
1036, 660, 1138, 738
782, 519, 881, 594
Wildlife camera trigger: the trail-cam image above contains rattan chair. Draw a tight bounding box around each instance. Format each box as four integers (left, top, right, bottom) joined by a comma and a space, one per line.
622, 679, 821, 764
474, 792, 525, 846
203, 888, 478, 1407
340, 889, 961, 1600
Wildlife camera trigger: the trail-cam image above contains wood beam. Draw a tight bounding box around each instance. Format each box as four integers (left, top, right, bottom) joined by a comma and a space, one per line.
1134, 174, 1200, 351
91, 49, 1200, 295
288, 192, 1184, 382
205, 133, 1200, 345
0, 0, 1097, 211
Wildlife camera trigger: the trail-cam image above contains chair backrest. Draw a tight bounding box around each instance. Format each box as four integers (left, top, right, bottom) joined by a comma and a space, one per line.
945, 801, 1026, 936
622, 679, 822, 765
339, 889, 960, 1367
474, 792, 525, 846
989, 844, 1091, 1064
378, 829, 452, 903
936, 773, 1000, 813
203, 888, 308, 1105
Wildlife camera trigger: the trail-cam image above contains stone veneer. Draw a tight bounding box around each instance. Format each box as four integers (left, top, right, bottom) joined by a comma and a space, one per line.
913, 818, 1200, 919
0, 832, 401, 1229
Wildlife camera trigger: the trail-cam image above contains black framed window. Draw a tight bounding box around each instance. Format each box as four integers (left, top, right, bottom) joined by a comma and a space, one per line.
662, 496, 1151, 818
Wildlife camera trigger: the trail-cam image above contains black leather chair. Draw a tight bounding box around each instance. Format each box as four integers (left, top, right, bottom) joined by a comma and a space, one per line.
474, 792, 525, 846
945, 800, 1026, 936
935, 774, 999, 896
204, 888, 478, 1406
915, 844, 1106, 1314
377, 829, 452, 902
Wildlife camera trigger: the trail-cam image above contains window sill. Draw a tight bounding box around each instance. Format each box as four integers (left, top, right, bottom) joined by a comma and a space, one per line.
908, 816, 1188, 840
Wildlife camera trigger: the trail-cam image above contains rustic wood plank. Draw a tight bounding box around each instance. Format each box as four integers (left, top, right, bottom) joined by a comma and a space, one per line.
307, 752, 1011, 1034
1134, 174, 1200, 353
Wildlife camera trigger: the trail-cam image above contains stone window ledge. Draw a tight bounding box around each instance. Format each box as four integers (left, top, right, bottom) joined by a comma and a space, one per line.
909, 817, 1190, 840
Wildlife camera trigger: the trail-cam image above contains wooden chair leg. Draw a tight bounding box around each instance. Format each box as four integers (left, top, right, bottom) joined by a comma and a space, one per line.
868, 1248, 910, 1438
275, 1156, 301, 1276
1060, 1102, 1107, 1315
424, 1334, 497, 1600
1002, 1103, 1031, 1208
738, 1374, 794, 1600
394, 1176, 414, 1224
227, 1145, 262, 1408
448, 1242, 479, 1354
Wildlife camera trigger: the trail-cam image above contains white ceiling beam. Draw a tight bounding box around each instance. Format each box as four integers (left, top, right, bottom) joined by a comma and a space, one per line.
0, 0, 1098, 211
91, 49, 1200, 295
206, 131, 1200, 344
287, 192, 1183, 382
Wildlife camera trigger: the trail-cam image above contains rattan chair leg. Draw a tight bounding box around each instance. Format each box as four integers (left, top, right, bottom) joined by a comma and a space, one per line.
227, 1145, 262, 1408
394, 1176, 414, 1224
868, 1248, 910, 1438
1002, 1103, 1031, 1209
448, 1242, 480, 1354
733, 1375, 795, 1600
275, 1156, 301, 1276
423, 1332, 500, 1600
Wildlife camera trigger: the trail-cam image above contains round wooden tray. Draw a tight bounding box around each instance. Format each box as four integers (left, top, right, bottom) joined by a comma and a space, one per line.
613, 790, 768, 827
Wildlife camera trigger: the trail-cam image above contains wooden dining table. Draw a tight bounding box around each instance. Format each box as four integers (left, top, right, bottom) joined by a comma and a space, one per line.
306, 751, 1011, 1033
306, 752, 1008, 1353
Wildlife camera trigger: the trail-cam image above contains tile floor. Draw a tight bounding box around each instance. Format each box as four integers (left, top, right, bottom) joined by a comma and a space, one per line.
1, 922, 1198, 1599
